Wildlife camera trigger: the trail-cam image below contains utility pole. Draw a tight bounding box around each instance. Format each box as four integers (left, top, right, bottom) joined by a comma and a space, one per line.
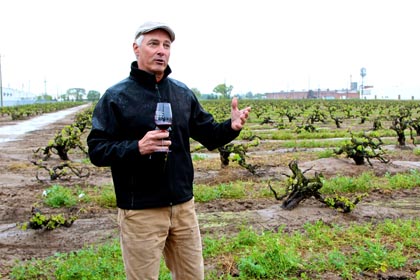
44, 78, 47, 96
360, 67, 366, 99
0, 54, 3, 107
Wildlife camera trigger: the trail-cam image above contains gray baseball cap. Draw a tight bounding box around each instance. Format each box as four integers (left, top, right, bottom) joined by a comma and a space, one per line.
134, 21, 175, 42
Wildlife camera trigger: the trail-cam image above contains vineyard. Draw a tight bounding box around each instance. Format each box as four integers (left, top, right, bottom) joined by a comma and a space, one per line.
0, 99, 419, 279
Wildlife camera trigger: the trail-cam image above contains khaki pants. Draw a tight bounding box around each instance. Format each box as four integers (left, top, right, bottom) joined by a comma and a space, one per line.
117, 198, 204, 280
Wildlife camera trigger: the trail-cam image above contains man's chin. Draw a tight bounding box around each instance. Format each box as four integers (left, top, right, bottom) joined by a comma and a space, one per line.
151, 66, 166, 74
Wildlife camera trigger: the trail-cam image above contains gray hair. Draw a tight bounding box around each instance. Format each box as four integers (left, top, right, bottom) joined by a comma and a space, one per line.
135, 35, 144, 47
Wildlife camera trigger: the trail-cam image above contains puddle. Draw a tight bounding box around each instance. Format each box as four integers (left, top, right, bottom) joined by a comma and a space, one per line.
370, 196, 420, 211
0, 104, 89, 144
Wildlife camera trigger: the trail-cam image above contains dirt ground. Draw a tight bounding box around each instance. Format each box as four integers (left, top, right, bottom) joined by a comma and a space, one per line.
0, 106, 419, 279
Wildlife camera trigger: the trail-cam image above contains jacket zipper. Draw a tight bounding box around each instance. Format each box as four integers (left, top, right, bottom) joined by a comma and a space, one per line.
131, 193, 134, 208
130, 176, 135, 207
155, 84, 161, 101
155, 83, 173, 205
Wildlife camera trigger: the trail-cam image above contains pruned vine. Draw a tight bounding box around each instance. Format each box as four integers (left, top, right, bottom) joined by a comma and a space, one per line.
30, 160, 90, 181
334, 131, 390, 166
20, 207, 78, 230
30, 106, 93, 181
218, 138, 260, 174
269, 160, 367, 213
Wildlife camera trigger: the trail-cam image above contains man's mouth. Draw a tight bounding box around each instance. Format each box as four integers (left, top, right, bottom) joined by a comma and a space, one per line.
155, 59, 165, 65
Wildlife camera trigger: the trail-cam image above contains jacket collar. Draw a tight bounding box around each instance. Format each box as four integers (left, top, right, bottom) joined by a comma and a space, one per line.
129, 61, 172, 88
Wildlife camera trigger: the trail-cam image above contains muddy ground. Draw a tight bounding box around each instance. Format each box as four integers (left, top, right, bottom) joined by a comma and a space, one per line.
0, 106, 419, 279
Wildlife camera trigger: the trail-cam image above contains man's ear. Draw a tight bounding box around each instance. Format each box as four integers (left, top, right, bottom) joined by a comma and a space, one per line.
133, 42, 140, 58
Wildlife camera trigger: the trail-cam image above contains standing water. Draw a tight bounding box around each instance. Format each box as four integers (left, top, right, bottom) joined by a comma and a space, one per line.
0, 104, 90, 144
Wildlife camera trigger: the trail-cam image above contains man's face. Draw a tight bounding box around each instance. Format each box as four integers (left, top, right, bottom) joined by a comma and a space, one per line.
134, 29, 172, 78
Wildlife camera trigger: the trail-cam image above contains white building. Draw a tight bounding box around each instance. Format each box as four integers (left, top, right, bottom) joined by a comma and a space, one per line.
1, 87, 35, 106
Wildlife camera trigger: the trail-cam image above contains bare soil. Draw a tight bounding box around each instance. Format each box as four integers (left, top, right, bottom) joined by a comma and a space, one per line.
0, 107, 419, 279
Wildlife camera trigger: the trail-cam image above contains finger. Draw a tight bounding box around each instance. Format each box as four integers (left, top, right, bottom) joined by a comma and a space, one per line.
244, 106, 251, 114
231, 97, 238, 110
153, 131, 169, 139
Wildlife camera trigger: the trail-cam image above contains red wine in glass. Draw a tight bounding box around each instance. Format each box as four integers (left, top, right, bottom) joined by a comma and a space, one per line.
156, 123, 171, 130
154, 102, 172, 130
154, 102, 172, 152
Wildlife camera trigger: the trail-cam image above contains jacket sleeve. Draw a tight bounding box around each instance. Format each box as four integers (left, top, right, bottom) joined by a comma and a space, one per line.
189, 97, 240, 151
87, 93, 144, 167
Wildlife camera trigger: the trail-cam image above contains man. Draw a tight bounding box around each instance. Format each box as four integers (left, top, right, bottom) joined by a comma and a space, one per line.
87, 21, 251, 280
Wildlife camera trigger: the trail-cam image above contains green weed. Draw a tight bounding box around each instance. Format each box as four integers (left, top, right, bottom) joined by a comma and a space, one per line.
385, 169, 420, 189
92, 184, 117, 208
43, 184, 78, 208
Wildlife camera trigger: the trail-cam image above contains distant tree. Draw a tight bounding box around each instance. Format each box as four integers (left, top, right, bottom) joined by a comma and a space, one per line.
213, 83, 233, 99
36, 94, 53, 101
59, 93, 69, 101
87, 90, 101, 101
191, 87, 201, 98
245, 91, 253, 99
201, 93, 219, 100
66, 88, 86, 101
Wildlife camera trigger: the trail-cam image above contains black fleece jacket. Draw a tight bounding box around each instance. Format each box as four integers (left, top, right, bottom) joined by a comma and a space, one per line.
87, 62, 240, 209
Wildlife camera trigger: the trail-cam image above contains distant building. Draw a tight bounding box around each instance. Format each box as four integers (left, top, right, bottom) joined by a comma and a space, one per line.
1, 86, 35, 106
361, 85, 418, 100
265, 88, 360, 100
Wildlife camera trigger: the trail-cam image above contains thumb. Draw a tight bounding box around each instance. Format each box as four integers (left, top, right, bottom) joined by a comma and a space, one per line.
231, 97, 238, 111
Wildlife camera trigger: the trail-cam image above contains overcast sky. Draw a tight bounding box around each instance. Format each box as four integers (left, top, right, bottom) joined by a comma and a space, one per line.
1, 0, 419, 99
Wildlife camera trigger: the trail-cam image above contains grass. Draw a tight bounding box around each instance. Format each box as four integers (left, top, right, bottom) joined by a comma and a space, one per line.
16, 171, 416, 278
207, 219, 419, 279
194, 169, 420, 200
9, 218, 419, 279
40, 168, 420, 211
385, 169, 420, 189
43, 184, 79, 208
252, 127, 400, 141
194, 180, 271, 202
41, 183, 117, 209
91, 184, 117, 208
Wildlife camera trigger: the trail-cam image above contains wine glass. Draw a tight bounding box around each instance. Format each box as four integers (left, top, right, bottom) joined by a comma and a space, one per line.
154, 102, 172, 152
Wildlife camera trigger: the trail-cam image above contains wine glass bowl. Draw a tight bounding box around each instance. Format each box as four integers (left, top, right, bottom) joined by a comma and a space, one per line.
154, 102, 172, 131
154, 102, 172, 152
